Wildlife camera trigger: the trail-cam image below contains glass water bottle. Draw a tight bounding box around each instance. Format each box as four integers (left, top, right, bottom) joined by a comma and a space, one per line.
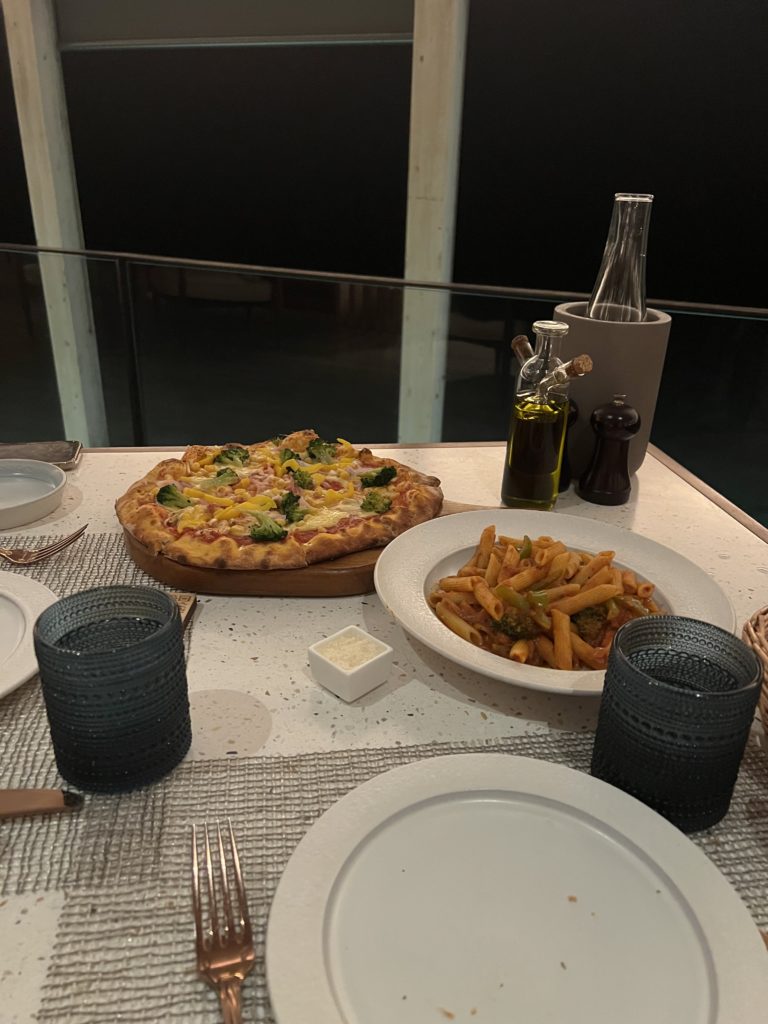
500, 321, 570, 510
587, 193, 653, 322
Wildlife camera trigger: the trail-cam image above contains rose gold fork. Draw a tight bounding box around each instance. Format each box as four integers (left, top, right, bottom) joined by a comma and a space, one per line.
192, 821, 255, 1024
0, 524, 88, 565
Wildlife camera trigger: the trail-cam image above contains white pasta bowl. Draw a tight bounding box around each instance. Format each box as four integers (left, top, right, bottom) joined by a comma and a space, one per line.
373, 510, 736, 697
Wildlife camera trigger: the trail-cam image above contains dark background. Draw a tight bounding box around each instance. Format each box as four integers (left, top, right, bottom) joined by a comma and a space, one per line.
1, 1, 767, 524
2, 0, 767, 305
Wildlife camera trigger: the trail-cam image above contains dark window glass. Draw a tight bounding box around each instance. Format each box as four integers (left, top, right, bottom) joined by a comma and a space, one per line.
62, 44, 412, 275
456, 0, 768, 307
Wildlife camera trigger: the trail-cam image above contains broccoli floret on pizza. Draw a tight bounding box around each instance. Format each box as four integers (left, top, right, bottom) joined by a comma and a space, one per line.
195, 467, 239, 490
250, 513, 287, 541
214, 446, 249, 466
361, 490, 392, 514
156, 484, 193, 509
288, 467, 313, 489
276, 491, 307, 524
306, 438, 338, 464
361, 465, 397, 488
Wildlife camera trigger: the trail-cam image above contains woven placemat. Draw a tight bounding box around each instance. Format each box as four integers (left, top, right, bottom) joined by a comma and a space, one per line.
0, 531, 174, 598
2, 725, 761, 1022
0, 531, 196, 653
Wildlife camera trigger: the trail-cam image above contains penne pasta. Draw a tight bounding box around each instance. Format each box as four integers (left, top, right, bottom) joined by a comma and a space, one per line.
571, 633, 609, 670
439, 575, 483, 591
564, 552, 582, 579
442, 592, 474, 605
485, 551, 502, 588
498, 542, 521, 580
473, 579, 504, 621
533, 541, 567, 567
621, 570, 638, 594
551, 609, 573, 670
500, 566, 547, 592
474, 525, 496, 569
580, 565, 613, 592
548, 584, 623, 616
572, 552, 615, 587
435, 600, 483, 647
427, 527, 662, 672
509, 639, 533, 663
534, 635, 558, 668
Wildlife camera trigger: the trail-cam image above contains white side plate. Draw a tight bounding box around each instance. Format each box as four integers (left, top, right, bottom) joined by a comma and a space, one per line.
0, 574, 58, 699
0, 459, 67, 529
267, 754, 767, 1024
373, 509, 735, 695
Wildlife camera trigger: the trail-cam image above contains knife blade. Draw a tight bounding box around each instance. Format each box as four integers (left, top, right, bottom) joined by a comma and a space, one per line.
0, 789, 84, 820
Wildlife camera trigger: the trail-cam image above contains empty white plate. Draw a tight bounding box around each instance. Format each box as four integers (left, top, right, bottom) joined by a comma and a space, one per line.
0, 573, 58, 699
267, 754, 768, 1024
0, 459, 67, 529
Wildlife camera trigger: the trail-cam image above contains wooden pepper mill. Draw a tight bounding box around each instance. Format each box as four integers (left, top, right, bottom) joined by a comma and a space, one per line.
576, 395, 641, 505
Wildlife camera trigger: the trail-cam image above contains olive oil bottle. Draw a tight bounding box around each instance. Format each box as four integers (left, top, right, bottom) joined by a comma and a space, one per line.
502, 392, 570, 510
501, 321, 590, 510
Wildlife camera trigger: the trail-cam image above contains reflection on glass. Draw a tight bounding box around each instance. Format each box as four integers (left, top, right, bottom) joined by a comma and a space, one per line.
0, 247, 766, 529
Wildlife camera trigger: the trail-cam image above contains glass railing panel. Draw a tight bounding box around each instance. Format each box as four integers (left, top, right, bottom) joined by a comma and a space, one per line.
443, 291, 569, 442
1, 244, 766, 528
650, 308, 768, 528
126, 261, 405, 444
126, 261, 579, 448
0, 248, 64, 441
0, 248, 134, 445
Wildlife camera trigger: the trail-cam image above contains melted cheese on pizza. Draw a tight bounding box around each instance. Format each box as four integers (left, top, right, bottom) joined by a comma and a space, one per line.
158, 434, 389, 543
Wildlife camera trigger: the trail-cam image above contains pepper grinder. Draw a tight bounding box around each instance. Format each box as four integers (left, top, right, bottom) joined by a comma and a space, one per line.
576, 395, 641, 505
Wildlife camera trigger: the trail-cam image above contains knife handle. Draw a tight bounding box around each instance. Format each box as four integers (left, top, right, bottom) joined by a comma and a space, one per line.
0, 790, 84, 820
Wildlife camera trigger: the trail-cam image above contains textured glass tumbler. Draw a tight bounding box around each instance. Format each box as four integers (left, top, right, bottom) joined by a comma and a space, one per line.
34, 586, 191, 793
591, 616, 762, 833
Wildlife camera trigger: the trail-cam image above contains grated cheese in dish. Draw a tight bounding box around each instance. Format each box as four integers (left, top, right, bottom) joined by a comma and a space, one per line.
315, 631, 386, 671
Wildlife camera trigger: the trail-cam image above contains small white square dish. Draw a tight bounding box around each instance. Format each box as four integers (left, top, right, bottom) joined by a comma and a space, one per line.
0, 459, 67, 529
308, 625, 394, 703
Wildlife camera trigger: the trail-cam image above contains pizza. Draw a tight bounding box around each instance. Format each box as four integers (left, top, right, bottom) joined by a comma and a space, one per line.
115, 429, 443, 570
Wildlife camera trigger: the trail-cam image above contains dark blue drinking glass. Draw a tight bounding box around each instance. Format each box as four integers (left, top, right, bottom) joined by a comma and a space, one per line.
34, 586, 191, 793
591, 615, 762, 832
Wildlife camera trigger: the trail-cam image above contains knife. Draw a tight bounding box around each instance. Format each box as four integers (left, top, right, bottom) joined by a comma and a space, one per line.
0, 789, 84, 820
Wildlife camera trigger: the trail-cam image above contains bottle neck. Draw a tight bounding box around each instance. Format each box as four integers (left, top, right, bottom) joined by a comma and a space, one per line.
525, 332, 562, 382
587, 194, 652, 323
533, 332, 561, 361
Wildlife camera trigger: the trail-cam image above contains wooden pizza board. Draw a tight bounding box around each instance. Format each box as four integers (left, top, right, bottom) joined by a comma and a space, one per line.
122, 500, 492, 597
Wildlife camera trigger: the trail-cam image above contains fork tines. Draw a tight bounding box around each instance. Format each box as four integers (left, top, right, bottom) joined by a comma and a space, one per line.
0, 523, 89, 565
191, 819, 253, 961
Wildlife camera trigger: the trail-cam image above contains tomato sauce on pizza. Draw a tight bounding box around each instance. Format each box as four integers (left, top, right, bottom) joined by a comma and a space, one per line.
116, 429, 443, 570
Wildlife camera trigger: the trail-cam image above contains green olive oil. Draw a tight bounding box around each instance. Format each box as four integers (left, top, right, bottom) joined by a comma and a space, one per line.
501, 395, 569, 510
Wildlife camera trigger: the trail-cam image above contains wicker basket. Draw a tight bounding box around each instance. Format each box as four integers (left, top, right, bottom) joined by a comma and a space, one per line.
742, 606, 768, 734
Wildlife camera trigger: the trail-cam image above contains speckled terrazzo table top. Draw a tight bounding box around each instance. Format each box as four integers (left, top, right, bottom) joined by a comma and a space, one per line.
3, 444, 767, 759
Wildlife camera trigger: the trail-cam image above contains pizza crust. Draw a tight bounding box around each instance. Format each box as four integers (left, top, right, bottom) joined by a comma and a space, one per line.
116, 436, 443, 571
